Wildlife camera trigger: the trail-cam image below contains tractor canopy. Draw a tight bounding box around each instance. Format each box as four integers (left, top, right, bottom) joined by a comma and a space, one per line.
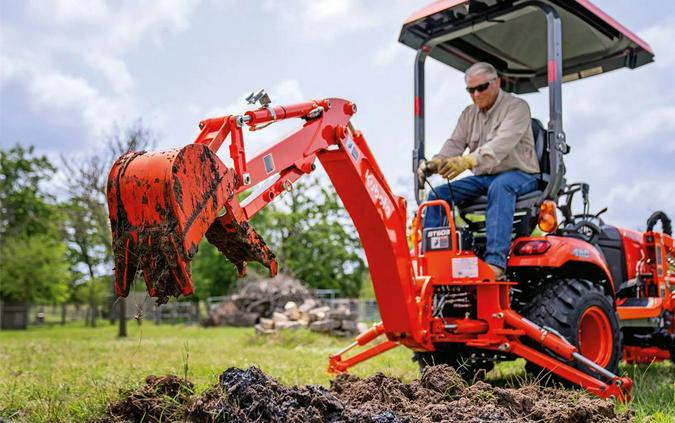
399, 0, 654, 93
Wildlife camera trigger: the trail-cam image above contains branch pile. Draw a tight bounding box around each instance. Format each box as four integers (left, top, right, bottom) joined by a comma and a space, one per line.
204, 274, 365, 336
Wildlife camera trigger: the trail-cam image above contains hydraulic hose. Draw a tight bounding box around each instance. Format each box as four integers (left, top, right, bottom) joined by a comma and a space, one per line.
646, 211, 672, 235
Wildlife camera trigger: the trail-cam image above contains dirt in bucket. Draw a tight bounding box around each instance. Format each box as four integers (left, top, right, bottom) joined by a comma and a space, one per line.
94, 365, 631, 423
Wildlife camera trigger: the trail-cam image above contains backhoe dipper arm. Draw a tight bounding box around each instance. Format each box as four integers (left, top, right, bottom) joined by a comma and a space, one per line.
228, 98, 423, 340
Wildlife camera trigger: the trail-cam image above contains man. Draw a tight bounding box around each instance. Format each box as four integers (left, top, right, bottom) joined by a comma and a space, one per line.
419, 62, 540, 279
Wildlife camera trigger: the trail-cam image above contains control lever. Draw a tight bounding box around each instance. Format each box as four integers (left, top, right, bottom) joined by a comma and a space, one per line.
246, 89, 271, 107
581, 183, 590, 215
416, 159, 435, 203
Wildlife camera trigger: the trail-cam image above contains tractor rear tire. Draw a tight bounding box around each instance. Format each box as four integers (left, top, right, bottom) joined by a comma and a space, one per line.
521, 278, 622, 383
412, 347, 495, 383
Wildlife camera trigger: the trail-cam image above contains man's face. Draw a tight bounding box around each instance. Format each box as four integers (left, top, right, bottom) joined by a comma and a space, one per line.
466, 72, 500, 110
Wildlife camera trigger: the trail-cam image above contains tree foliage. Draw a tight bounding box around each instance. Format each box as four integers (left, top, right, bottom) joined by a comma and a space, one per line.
252, 175, 367, 297
0, 136, 369, 308
191, 175, 368, 298
0, 145, 58, 238
0, 145, 71, 303
61, 199, 108, 277
190, 241, 240, 300
60, 121, 156, 327
0, 235, 71, 304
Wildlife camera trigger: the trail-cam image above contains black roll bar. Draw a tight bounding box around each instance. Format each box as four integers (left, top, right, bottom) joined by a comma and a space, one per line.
413, 48, 428, 203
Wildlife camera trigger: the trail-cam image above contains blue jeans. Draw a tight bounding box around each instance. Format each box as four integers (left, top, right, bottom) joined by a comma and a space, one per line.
423, 170, 538, 269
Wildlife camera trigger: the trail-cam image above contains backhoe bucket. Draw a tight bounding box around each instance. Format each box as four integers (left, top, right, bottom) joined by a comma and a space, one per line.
107, 144, 276, 304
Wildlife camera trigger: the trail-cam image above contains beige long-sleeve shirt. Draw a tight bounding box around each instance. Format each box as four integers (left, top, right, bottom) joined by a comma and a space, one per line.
433, 90, 540, 175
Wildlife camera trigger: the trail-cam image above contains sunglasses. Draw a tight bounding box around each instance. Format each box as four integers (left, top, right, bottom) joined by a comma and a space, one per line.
466, 78, 496, 94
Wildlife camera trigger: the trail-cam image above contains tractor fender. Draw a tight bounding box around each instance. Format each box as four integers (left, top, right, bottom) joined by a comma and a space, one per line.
508, 235, 615, 295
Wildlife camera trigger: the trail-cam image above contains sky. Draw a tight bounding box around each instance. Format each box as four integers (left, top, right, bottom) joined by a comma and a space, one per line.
1, 0, 674, 231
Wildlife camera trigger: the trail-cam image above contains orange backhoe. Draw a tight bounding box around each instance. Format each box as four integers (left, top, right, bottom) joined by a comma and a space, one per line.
106, 1, 673, 403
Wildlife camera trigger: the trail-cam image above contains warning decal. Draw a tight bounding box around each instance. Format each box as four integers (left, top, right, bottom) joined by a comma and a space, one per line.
452, 257, 478, 278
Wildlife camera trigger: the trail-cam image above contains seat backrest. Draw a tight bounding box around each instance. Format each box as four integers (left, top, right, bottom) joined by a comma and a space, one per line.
531, 118, 550, 189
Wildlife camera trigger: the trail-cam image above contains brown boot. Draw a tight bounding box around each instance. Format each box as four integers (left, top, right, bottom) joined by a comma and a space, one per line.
488, 264, 505, 280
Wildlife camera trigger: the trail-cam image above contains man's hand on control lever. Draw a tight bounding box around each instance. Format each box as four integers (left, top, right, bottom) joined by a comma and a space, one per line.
438, 155, 477, 180
416, 158, 441, 186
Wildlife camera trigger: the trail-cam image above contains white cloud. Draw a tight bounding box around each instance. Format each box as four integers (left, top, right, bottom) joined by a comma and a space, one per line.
640, 21, 675, 69
27, 68, 132, 137
0, 54, 22, 87
29, 72, 98, 109
200, 79, 307, 164
305, 0, 351, 21
263, 0, 370, 40
28, 0, 110, 26
27, 0, 197, 53
570, 105, 675, 173
263, 0, 416, 41
2, 0, 201, 148
604, 181, 675, 230
374, 41, 402, 67
83, 53, 134, 93
272, 79, 305, 104
103, 0, 196, 53
0, 48, 131, 138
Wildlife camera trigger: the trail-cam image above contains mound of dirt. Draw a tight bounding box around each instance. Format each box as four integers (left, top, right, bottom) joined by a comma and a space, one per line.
331, 366, 627, 423
95, 365, 631, 423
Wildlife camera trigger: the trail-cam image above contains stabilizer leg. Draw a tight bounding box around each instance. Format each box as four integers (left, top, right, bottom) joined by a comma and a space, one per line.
327, 322, 400, 374
503, 310, 632, 402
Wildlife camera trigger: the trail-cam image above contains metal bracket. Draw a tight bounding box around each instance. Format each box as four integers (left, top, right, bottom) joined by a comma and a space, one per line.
246, 89, 272, 107
305, 106, 325, 119
555, 132, 570, 154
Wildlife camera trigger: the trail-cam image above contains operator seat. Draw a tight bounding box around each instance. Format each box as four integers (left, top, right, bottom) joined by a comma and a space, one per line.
457, 118, 553, 237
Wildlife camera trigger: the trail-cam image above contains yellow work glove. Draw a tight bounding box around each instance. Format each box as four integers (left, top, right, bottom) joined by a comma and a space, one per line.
424, 158, 443, 174
438, 155, 477, 180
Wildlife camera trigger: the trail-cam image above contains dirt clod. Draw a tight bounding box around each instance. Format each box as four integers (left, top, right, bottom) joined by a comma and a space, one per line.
99, 375, 194, 423
96, 365, 631, 423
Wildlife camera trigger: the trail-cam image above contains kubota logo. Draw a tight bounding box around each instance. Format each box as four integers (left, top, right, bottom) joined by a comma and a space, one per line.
365, 169, 393, 218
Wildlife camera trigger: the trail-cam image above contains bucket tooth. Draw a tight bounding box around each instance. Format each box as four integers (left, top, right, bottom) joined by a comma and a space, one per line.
206, 214, 277, 277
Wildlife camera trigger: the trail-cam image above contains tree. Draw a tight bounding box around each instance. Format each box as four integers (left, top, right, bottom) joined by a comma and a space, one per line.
61, 198, 109, 327
190, 191, 272, 299
0, 234, 70, 304
189, 175, 367, 298
251, 175, 367, 297
0, 145, 58, 238
61, 121, 155, 333
190, 241, 240, 300
0, 145, 71, 305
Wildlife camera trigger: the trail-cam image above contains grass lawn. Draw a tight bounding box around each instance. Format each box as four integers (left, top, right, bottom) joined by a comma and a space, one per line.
1, 323, 673, 422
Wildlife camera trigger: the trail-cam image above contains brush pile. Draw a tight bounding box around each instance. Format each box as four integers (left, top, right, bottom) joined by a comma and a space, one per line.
204, 274, 365, 336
